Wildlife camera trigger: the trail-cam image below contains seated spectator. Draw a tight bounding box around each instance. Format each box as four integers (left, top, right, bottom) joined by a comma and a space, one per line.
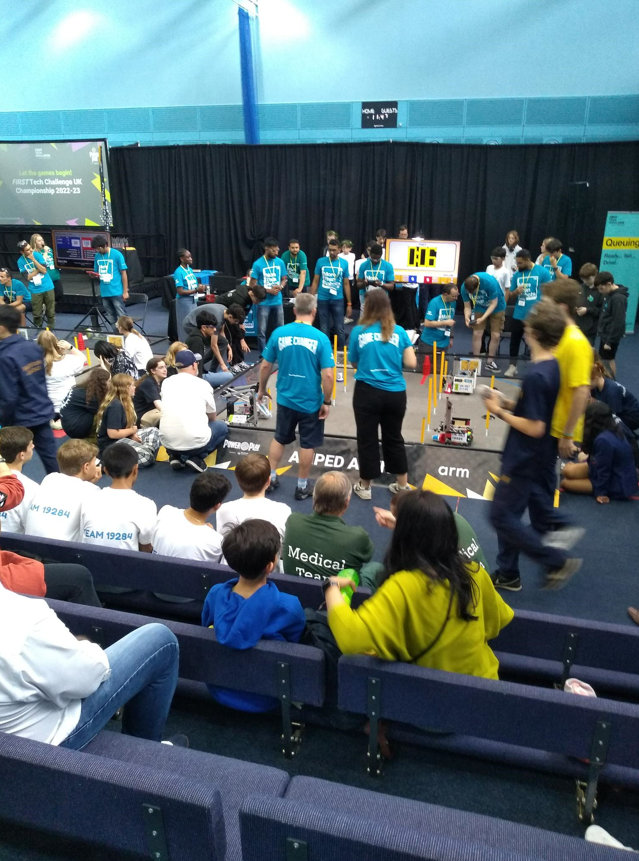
591, 355, 639, 430
94, 339, 138, 379
163, 341, 188, 378
562, 402, 637, 503
159, 349, 228, 473
216, 454, 291, 540
282, 471, 383, 590
96, 373, 160, 468
325, 490, 513, 679
24, 440, 101, 543
0, 267, 31, 326
133, 357, 167, 428
0, 580, 180, 748
116, 315, 153, 374
154, 472, 232, 562
81, 443, 157, 551
202, 519, 305, 712
60, 368, 110, 443
36, 331, 85, 426
0, 427, 39, 534
185, 309, 234, 389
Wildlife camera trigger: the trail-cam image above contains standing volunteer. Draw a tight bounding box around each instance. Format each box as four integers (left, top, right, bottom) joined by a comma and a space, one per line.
30, 233, 63, 301
89, 235, 129, 327
348, 289, 416, 500
17, 240, 56, 329
173, 249, 204, 340
504, 249, 552, 377
250, 238, 288, 357
461, 272, 506, 372
310, 238, 351, 359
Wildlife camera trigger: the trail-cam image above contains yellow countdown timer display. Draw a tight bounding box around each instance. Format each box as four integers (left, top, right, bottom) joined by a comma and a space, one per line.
407, 246, 438, 268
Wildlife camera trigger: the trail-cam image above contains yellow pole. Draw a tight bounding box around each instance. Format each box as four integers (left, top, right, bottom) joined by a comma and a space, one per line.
440, 347, 445, 393
427, 375, 433, 429
332, 335, 338, 404
420, 417, 426, 444
432, 343, 437, 411
485, 374, 495, 435
85, 348, 91, 367
343, 347, 347, 392
73, 335, 78, 350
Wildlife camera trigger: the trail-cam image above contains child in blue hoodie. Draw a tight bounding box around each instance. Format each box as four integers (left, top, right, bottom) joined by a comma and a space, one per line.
202, 518, 306, 712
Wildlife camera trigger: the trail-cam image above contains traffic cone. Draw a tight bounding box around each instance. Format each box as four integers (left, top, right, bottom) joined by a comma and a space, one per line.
77, 332, 86, 350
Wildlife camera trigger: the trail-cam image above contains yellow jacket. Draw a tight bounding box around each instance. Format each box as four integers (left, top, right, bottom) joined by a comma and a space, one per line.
328, 565, 513, 680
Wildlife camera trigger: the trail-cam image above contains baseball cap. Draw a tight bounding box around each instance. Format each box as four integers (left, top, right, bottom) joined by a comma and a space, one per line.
175, 349, 202, 368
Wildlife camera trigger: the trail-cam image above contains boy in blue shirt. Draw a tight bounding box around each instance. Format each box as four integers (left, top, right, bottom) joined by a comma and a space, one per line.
250, 237, 288, 357
485, 300, 581, 592
419, 282, 459, 353
16, 240, 55, 329
202, 518, 305, 713
89, 235, 128, 328
356, 241, 395, 313
310, 238, 351, 361
461, 272, 506, 373
0, 268, 31, 327
542, 238, 572, 281
504, 249, 553, 377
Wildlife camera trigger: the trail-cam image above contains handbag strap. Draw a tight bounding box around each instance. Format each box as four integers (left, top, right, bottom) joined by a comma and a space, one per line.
411, 586, 455, 664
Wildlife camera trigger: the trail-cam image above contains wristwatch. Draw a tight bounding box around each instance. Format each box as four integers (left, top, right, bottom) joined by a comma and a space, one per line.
323, 400, 331, 406
322, 578, 336, 593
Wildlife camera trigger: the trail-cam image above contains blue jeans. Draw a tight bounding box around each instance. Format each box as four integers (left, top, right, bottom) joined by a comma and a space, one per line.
29, 421, 59, 474
257, 303, 284, 356
60, 624, 179, 750
318, 299, 345, 349
166, 420, 229, 463
203, 370, 234, 389
102, 295, 127, 326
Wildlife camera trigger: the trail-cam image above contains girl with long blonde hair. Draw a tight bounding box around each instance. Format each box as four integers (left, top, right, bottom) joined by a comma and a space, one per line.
30, 233, 62, 298
117, 315, 153, 374
164, 341, 188, 377
348, 288, 417, 500
36, 330, 85, 423
95, 373, 160, 467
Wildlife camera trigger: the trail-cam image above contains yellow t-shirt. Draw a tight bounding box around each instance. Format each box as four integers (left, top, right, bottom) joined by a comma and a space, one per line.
328, 565, 514, 681
550, 324, 593, 442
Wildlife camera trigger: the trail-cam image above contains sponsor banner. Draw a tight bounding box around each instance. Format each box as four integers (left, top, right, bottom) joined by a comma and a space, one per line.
600, 212, 639, 333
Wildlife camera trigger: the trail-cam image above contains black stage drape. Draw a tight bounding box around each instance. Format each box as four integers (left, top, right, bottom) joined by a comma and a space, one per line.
110, 141, 639, 278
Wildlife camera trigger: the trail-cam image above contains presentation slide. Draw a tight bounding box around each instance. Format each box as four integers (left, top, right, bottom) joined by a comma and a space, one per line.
0, 140, 111, 227
386, 239, 461, 284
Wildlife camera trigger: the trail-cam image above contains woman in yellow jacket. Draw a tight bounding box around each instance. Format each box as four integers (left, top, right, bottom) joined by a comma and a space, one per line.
326, 490, 513, 680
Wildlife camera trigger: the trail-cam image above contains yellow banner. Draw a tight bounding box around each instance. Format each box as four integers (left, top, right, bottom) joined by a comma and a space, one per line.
602, 237, 639, 250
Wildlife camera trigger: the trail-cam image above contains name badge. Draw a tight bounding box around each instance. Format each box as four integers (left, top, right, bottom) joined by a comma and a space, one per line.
33, 274, 43, 287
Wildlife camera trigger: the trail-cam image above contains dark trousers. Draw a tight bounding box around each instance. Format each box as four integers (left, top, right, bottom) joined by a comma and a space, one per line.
510, 317, 525, 360
490, 468, 566, 577
29, 421, 59, 474
44, 563, 102, 607
353, 381, 407, 480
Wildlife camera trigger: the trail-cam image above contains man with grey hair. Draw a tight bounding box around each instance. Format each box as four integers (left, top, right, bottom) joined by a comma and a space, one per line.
282, 470, 383, 589
258, 293, 335, 500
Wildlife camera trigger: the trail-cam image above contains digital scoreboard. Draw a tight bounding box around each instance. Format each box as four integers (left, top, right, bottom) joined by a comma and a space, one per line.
386, 238, 461, 285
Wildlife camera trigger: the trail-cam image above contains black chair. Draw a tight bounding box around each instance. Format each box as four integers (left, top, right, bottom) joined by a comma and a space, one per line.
125, 292, 148, 333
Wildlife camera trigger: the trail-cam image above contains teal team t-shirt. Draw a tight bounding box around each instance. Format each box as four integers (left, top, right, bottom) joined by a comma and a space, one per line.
281, 249, 309, 289
348, 321, 412, 392
542, 253, 572, 280
1, 278, 31, 303
314, 256, 349, 301
251, 256, 287, 307
420, 295, 456, 348
460, 273, 506, 314
262, 321, 335, 413
94, 248, 127, 298
511, 264, 552, 320
173, 264, 198, 295
17, 251, 54, 295
358, 259, 396, 291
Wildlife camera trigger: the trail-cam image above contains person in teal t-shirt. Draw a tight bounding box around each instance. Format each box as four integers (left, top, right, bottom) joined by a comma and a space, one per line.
17, 240, 55, 329
505, 249, 553, 377
461, 272, 506, 372
89, 235, 129, 329
348, 288, 417, 500
356, 242, 395, 312
420, 282, 459, 352
258, 293, 335, 500
250, 237, 288, 357
280, 239, 309, 297
310, 238, 351, 355
542, 238, 572, 281
0, 268, 31, 326
172, 248, 204, 340
31, 233, 62, 300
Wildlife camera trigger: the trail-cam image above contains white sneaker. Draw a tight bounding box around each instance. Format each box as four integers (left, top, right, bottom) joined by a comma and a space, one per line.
542, 526, 586, 552
485, 360, 501, 373
337, 371, 344, 383
388, 481, 411, 494
504, 364, 518, 378
585, 825, 635, 851
353, 482, 372, 500
344, 316, 353, 324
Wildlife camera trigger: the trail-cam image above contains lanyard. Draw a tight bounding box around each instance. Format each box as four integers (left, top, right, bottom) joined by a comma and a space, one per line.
289, 253, 298, 271
328, 255, 342, 277
442, 300, 454, 320
99, 250, 111, 263
368, 260, 383, 280
521, 266, 534, 285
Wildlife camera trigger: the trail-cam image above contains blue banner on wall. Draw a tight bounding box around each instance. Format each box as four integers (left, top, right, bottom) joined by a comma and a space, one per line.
600, 212, 639, 333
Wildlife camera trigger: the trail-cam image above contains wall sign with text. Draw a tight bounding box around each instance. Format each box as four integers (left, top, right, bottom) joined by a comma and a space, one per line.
361, 102, 398, 129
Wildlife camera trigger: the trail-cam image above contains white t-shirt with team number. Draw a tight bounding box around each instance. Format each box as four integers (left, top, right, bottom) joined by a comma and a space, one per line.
80, 487, 157, 551
24, 473, 100, 543
216, 496, 292, 540
153, 505, 224, 563
0, 471, 40, 534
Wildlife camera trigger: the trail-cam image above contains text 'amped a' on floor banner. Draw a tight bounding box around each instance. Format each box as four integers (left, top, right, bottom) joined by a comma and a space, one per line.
202, 426, 503, 499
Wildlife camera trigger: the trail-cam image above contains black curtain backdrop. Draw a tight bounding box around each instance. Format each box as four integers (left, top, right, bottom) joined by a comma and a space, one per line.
110, 141, 639, 279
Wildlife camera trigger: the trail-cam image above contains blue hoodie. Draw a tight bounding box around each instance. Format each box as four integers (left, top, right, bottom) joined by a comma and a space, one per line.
0, 334, 54, 427
202, 579, 305, 712
589, 430, 638, 500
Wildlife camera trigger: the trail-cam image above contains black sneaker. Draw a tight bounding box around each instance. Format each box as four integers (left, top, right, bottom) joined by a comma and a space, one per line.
185, 456, 207, 473
294, 481, 313, 500
493, 572, 522, 592
485, 359, 501, 373
169, 458, 185, 471
543, 558, 582, 591
266, 476, 280, 492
